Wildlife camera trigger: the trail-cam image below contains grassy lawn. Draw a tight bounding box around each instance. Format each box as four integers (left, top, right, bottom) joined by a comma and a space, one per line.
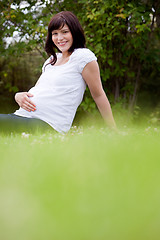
0, 125, 160, 240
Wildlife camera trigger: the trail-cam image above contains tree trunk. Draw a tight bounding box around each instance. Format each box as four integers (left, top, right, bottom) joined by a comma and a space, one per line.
129, 64, 141, 112
154, 1, 160, 28
114, 78, 120, 103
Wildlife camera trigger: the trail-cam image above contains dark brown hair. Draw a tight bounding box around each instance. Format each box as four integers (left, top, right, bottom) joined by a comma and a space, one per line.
45, 11, 86, 65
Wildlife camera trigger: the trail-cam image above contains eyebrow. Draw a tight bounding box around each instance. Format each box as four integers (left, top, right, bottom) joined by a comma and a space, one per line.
52, 28, 69, 32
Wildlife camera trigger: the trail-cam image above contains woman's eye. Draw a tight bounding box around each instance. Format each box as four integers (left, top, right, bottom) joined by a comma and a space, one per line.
52, 32, 57, 36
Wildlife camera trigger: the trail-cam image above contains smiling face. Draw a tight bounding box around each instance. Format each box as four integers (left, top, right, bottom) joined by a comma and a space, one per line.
52, 24, 73, 54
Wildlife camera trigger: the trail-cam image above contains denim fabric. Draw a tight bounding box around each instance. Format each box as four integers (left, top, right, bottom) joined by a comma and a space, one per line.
0, 114, 53, 133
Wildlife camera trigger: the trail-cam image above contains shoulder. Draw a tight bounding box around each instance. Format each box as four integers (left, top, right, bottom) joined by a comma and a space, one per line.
71, 48, 97, 73
44, 56, 52, 64
73, 48, 97, 59
42, 56, 53, 72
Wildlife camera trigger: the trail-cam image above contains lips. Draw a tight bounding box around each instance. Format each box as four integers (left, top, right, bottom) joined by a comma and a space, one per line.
58, 41, 67, 46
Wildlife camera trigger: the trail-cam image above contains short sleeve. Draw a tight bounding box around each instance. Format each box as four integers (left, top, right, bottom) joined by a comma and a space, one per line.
73, 48, 97, 73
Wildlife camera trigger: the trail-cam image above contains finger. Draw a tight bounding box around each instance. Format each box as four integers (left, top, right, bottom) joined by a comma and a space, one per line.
23, 103, 36, 112
23, 97, 36, 108
21, 105, 31, 112
28, 100, 36, 108
24, 96, 36, 107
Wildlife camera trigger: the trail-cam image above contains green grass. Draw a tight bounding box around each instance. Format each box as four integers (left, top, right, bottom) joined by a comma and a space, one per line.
0, 125, 160, 240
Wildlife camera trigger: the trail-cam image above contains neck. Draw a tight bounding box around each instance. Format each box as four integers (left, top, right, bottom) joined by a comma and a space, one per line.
62, 51, 71, 58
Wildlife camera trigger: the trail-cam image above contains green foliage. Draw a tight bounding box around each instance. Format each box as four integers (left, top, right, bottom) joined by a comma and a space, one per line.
79, 0, 160, 108
148, 104, 160, 125
0, 51, 43, 102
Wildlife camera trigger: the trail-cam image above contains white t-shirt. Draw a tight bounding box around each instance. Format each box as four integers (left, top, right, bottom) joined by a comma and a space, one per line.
14, 48, 97, 133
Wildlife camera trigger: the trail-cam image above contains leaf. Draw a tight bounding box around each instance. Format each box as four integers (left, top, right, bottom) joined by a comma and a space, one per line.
108, 59, 113, 66
116, 13, 126, 19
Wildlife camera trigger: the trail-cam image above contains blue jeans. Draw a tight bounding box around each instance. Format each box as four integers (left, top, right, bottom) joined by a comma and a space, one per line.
0, 114, 53, 133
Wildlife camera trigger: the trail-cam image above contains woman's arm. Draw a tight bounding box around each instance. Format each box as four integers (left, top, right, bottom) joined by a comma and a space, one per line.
82, 60, 116, 129
15, 92, 36, 112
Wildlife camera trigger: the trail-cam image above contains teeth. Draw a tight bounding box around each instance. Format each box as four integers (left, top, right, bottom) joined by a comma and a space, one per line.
59, 42, 67, 46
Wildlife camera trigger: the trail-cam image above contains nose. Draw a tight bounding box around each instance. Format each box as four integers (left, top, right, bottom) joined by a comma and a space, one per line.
57, 33, 64, 41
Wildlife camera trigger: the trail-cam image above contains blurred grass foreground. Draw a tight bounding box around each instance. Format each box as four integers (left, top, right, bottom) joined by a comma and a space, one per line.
0, 125, 160, 240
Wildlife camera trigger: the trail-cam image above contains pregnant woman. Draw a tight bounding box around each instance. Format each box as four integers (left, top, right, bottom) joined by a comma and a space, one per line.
0, 11, 116, 133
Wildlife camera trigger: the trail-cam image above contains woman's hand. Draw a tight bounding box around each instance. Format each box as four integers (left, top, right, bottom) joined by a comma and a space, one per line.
15, 92, 36, 112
